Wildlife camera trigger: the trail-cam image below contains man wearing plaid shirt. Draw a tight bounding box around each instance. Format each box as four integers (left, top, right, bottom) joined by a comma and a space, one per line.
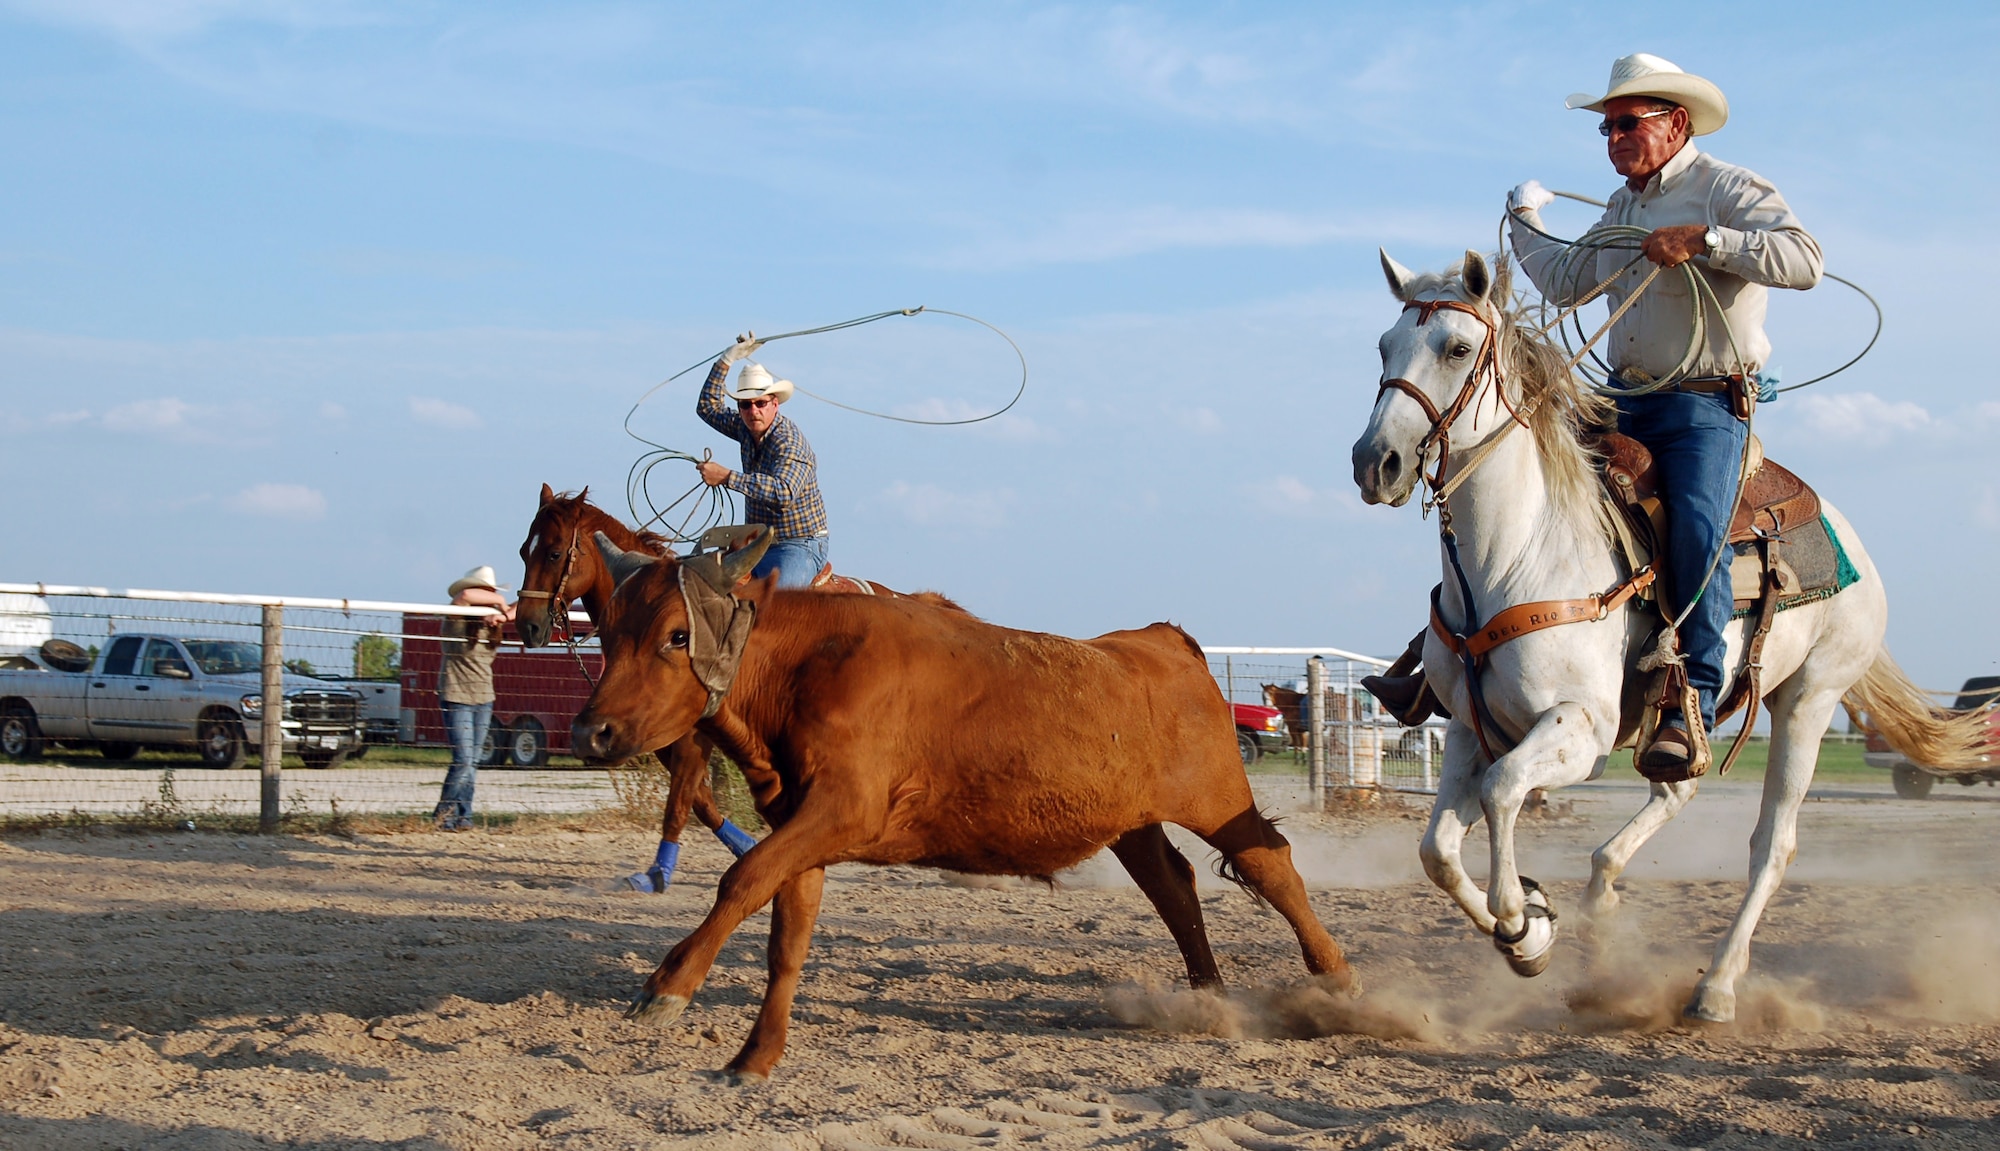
695, 331, 830, 587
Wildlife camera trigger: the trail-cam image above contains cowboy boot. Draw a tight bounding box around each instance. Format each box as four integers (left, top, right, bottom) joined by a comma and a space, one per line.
1361, 631, 1447, 727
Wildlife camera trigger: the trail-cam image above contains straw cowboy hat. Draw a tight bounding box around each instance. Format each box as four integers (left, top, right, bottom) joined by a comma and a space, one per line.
1566, 53, 1729, 137
447, 565, 500, 598
727, 361, 794, 405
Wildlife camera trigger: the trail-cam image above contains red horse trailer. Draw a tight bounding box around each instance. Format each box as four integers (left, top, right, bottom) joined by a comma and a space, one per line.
400, 614, 601, 766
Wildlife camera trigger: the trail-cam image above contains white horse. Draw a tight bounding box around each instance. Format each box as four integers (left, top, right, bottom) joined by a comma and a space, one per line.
1350, 249, 1987, 1023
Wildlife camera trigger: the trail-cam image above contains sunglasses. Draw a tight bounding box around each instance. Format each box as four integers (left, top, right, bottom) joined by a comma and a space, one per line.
1598, 108, 1675, 137
737, 397, 778, 411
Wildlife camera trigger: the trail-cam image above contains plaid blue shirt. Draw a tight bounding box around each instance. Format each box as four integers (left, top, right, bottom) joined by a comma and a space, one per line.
697, 360, 830, 539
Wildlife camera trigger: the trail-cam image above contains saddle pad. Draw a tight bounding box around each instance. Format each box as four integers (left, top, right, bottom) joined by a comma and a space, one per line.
1730, 512, 1861, 618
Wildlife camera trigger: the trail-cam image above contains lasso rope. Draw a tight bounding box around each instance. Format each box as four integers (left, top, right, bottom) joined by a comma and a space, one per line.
620, 306, 1027, 542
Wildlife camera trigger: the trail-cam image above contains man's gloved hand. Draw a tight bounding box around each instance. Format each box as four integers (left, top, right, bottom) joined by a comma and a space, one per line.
719, 331, 763, 366
1508, 180, 1555, 215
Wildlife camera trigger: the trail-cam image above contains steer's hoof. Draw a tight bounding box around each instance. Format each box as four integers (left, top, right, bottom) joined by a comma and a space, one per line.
1683, 984, 1736, 1025
624, 989, 689, 1026
1492, 877, 1558, 978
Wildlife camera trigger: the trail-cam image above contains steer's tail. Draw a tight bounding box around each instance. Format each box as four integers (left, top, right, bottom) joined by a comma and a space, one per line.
1843, 649, 1995, 774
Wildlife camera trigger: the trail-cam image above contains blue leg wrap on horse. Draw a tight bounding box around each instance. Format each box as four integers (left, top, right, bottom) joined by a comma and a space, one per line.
714, 819, 757, 857
626, 841, 680, 893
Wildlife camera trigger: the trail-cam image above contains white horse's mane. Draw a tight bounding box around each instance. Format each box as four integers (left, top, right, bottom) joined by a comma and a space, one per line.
1403, 258, 1616, 538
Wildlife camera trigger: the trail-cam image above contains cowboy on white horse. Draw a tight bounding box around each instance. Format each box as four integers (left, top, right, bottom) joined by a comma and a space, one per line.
1511, 54, 1823, 773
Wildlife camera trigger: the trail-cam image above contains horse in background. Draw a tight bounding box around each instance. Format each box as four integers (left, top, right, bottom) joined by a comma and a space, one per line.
1350, 249, 1988, 1023
516, 484, 966, 892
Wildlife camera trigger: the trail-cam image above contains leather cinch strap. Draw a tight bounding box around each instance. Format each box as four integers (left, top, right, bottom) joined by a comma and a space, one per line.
1432, 569, 1656, 663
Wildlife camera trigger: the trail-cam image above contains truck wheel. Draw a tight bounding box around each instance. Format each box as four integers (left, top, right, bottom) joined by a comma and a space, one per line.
507, 718, 549, 767
1892, 764, 1934, 800
1, 705, 44, 761
99, 741, 140, 762
1237, 730, 1260, 767
197, 716, 248, 769
301, 749, 349, 770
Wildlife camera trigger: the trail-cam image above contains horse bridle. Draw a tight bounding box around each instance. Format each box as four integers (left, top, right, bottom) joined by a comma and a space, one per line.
515, 520, 596, 685
1374, 297, 1504, 496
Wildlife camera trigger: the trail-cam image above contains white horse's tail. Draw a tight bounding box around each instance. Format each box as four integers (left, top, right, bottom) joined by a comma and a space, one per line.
1842, 649, 1995, 773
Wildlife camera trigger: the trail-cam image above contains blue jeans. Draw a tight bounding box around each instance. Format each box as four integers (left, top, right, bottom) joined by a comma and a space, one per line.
436, 700, 492, 824
753, 535, 828, 589
1616, 390, 1748, 727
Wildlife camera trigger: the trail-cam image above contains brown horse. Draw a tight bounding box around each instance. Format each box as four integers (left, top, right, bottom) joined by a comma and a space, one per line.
572, 531, 1355, 1079
516, 484, 961, 891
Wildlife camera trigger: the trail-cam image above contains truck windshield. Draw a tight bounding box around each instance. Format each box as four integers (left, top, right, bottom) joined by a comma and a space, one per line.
183, 640, 262, 676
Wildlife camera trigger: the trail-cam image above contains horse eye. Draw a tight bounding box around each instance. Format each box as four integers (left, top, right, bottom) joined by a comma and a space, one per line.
664, 629, 689, 651
1449, 344, 1472, 359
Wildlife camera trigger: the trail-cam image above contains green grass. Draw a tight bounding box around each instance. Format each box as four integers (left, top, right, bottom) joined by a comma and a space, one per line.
1244, 736, 1882, 783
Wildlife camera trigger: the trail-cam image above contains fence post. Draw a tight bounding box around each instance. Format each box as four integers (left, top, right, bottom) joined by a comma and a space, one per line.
1343, 660, 1357, 788
260, 603, 283, 833
1224, 656, 1234, 704
1306, 656, 1326, 808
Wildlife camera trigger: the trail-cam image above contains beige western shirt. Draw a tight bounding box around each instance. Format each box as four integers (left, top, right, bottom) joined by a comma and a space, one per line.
438, 617, 499, 706
1509, 143, 1823, 381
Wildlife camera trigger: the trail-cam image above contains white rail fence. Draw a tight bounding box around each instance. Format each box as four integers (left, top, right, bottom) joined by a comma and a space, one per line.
1204, 647, 1445, 799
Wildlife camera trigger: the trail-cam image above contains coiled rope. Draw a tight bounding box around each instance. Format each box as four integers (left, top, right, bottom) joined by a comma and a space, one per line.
620, 306, 1027, 542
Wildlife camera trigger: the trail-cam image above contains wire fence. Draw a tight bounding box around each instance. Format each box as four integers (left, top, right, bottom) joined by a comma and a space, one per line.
0, 586, 618, 825
1, 584, 1435, 824
1205, 648, 1445, 796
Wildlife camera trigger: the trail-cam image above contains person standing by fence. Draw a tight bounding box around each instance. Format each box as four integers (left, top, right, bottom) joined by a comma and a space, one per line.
433, 565, 514, 831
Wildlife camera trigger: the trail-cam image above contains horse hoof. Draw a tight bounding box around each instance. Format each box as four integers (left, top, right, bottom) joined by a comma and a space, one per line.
625, 869, 665, 894
1683, 987, 1736, 1025
1493, 879, 1558, 978
624, 990, 689, 1026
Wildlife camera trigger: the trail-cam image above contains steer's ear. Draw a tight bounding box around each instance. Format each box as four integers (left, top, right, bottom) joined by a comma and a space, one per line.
593, 531, 657, 592
683, 524, 774, 593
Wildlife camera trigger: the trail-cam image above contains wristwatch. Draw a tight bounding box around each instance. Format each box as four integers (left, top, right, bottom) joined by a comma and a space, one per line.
1703, 227, 1722, 254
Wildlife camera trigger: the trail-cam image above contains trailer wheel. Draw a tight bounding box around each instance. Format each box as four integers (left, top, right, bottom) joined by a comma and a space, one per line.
507, 718, 549, 767
1892, 764, 1934, 800
1, 704, 44, 761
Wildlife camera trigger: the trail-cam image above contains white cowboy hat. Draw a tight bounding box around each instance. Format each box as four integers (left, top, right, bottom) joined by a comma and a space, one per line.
726, 361, 794, 405
1566, 53, 1728, 137
447, 565, 500, 598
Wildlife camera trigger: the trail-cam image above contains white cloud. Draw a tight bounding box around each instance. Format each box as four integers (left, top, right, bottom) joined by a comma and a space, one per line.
1170, 406, 1223, 434
101, 396, 193, 434
885, 398, 1053, 443
318, 401, 347, 420
880, 481, 1013, 531
228, 482, 327, 520
47, 409, 94, 425
1248, 475, 1365, 520
1792, 392, 1932, 441
408, 396, 482, 430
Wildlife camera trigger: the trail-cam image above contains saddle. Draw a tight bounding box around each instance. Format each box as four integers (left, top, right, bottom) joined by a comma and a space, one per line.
810, 564, 876, 596
1598, 431, 1827, 781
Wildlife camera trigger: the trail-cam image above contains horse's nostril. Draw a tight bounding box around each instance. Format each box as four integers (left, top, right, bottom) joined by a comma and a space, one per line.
1382, 450, 1402, 482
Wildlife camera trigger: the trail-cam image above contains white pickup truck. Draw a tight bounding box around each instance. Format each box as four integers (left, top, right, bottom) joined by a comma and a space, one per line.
0, 634, 365, 769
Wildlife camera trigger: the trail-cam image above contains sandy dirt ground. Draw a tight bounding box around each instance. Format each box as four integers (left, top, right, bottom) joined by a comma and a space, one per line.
3, 775, 1998, 1150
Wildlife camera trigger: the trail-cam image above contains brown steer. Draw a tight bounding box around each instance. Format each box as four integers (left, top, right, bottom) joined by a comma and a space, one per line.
572, 531, 1357, 1079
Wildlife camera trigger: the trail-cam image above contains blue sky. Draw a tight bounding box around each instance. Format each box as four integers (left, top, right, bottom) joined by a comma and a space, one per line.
3, 1, 1996, 687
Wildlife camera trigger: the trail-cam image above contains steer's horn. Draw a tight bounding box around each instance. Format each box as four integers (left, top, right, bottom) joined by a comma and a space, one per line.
593, 531, 657, 592
683, 524, 774, 593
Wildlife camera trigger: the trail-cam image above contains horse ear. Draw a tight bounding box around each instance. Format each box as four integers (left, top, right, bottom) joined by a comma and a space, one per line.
1380, 248, 1416, 302
1463, 250, 1493, 302
539, 483, 556, 507
593, 531, 656, 592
